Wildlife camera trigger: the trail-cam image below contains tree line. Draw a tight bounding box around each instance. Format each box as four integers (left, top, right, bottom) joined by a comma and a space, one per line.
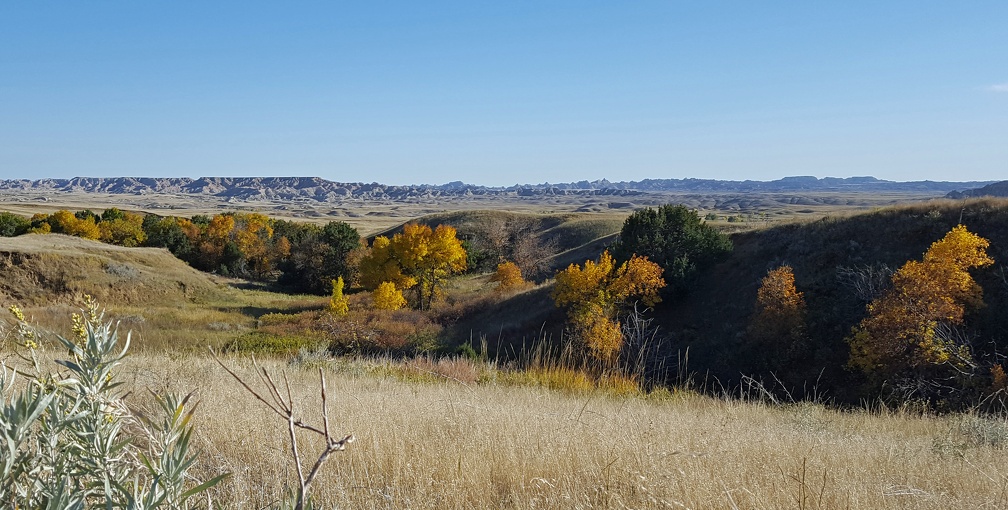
0, 209, 361, 295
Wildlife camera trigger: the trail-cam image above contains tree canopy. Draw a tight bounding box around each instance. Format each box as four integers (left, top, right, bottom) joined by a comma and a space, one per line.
359, 223, 467, 310
610, 204, 732, 295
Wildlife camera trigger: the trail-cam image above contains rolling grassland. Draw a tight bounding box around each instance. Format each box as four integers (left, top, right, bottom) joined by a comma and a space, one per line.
115, 352, 1006, 509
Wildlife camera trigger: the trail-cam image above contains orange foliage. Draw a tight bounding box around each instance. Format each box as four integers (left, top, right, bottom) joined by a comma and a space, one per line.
233, 213, 275, 277
489, 261, 527, 292
552, 251, 666, 361
748, 265, 806, 361
848, 225, 994, 375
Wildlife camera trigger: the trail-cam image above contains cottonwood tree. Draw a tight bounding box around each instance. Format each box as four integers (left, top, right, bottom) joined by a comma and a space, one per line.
359, 223, 467, 310
553, 250, 665, 363
98, 210, 147, 247
848, 225, 994, 380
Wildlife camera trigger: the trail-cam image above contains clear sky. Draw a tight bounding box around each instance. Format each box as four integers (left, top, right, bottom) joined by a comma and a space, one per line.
1, 1, 1005, 186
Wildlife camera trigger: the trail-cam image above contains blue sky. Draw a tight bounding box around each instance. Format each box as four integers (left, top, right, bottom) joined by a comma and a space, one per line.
1, 1, 1005, 186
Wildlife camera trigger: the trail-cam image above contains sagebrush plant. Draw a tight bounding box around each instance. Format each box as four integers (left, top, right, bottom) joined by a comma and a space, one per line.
1, 298, 226, 509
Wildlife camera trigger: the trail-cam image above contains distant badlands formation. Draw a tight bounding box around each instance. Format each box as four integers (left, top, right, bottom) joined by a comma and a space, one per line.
0, 176, 1003, 204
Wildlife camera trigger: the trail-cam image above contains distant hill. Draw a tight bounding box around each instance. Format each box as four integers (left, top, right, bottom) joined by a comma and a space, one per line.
946, 180, 1008, 199
0, 234, 225, 306
0, 176, 994, 204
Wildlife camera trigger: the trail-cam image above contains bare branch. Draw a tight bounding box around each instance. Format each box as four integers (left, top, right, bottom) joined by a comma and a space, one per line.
210, 350, 285, 419
209, 349, 353, 510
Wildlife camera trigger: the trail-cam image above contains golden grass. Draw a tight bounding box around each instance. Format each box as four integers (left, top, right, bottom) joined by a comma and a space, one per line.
112, 352, 1008, 509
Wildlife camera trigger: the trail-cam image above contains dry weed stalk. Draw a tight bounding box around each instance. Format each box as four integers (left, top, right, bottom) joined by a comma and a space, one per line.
211, 352, 353, 510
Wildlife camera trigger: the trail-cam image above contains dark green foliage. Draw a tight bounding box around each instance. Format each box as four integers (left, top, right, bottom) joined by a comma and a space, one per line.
100, 207, 125, 222
74, 209, 98, 222
277, 221, 360, 294
610, 204, 733, 295
0, 212, 29, 236
142, 215, 194, 260
461, 239, 491, 274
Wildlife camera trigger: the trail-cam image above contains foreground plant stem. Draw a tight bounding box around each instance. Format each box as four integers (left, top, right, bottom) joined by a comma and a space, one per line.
211, 351, 353, 510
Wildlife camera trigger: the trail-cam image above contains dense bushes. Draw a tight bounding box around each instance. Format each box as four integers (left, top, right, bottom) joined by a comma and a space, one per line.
610, 204, 732, 295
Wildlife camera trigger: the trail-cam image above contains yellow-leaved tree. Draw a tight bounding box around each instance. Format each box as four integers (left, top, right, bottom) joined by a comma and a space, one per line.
372, 281, 407, 311
98, 211, 147, 247
358, 223, 467, 310
848, 225, 994, 378
552, 250, 665, 362
48, 210, 101, 240
748, 265, 807, 366
329, 277, 349, 316
233, 213, 275, 278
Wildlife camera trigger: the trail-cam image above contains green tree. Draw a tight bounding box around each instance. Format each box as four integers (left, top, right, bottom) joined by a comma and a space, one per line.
277, 221, 360, 294
142, 215, 195, 261
610, 204, 732, 295
0, 212, 30, 237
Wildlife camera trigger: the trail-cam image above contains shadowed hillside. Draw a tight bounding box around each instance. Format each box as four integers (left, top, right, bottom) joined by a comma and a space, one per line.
445, 199, 1008, 404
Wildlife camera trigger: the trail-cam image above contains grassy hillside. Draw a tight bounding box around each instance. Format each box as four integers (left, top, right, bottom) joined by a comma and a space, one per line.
441, 199, 1008, 405
371, 209, 626, 274
653, 198, 1008, 401
0, 234, 222, 306
3, 202, 1008, 507
0, 234, 326, 351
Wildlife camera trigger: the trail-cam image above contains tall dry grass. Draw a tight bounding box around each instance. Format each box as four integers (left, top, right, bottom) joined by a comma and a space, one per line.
119, 352, 1007, 509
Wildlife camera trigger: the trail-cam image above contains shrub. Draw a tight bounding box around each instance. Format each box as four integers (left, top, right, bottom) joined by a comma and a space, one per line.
372, 281, 407, 311
328, 277, 349, 316
222, 331, 323, 356
489, 261, 528, 292
1, 301, 225, 507
0, 211, 30, 237
610, 204, 732, 295
848, 225, 993, 378
553, 251, 665, 362
748, 265, 808, 370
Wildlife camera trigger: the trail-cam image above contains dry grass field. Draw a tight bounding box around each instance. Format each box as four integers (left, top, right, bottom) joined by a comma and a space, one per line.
111, 352, 1006, 509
